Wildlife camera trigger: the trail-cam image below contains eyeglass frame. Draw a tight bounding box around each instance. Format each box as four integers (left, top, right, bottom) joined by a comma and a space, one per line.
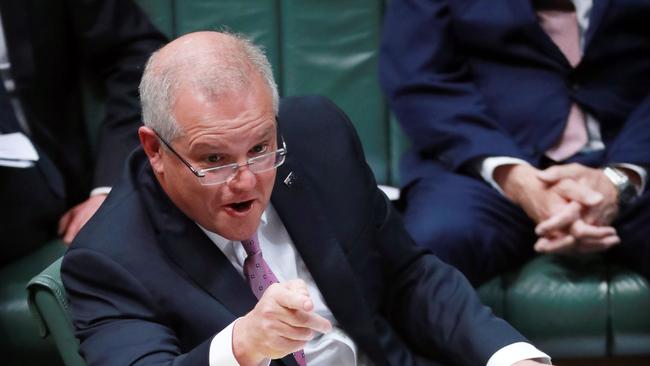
153, 122, 287, 185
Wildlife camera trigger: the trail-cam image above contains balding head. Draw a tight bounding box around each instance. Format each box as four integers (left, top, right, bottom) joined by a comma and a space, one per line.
139, 31, 279, 142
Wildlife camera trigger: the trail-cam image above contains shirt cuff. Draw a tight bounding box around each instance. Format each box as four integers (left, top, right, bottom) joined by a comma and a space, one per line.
613, 163, 647, 195
486, 342, 551, 366
478, 157, 531, 196
89, 187, 111, 197
209, 318, 271, 366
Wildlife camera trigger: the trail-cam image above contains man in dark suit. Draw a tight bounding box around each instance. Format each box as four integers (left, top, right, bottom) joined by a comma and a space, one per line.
379, 0, 650, 285
0, 0, 166, 263
62, 31, 552, 366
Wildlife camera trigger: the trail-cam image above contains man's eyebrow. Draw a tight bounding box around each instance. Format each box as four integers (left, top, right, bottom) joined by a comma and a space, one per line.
191, 141, 224, 151
189, 125, 274, 152
256, 126, 274, 141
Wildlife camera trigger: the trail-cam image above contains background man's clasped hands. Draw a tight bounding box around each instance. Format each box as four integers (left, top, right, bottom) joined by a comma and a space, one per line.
496, 163, 625, 255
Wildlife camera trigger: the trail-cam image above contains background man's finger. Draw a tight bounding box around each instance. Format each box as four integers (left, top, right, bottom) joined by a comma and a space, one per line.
537, 166, 563, 183
63, 214, 86, 243
554, 179, 602, 206
570, 220, 616, 240
534, 235, 575, 254
577, 235, 621, 253
538, 164, 583, 182
58, 210, 73, 235
535, 202, 581, 235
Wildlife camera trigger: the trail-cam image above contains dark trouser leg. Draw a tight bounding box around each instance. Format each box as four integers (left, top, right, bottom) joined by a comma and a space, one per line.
400, 163, 537, 286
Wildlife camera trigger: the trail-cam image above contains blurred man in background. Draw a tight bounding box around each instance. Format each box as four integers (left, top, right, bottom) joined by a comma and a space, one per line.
0, 0, 166, 264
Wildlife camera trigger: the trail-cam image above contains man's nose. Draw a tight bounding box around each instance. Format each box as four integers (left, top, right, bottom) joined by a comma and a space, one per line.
226, 165, 257, 191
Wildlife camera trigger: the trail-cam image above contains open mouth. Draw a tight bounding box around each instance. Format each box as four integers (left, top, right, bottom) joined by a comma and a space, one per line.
228, 200, 254, 213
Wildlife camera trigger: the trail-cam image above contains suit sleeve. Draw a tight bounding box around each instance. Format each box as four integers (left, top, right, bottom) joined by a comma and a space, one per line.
606, 92, 650, 170
66, 0, 167, 188
371, 190, 528, 365
62, 248, 211, 366
379, 0, 529, 171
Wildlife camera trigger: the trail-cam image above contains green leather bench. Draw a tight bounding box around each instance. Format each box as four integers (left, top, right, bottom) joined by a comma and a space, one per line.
1, 240, 66, 365
3, 1, 648, 365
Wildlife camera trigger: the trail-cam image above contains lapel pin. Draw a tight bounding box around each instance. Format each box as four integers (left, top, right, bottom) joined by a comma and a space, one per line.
283, 172, 296, 187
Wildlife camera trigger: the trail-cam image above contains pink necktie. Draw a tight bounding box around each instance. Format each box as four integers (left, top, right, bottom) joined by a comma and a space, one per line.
537, 3, 588, 161
241, 234, 308, 366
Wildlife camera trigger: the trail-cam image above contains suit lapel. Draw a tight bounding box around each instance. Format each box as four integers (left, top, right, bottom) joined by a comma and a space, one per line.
508, 0, 585, 68
510, 0, 611, 64
583, 0, 610, 50
142, 172, 258, 319
271, 157, 387, 366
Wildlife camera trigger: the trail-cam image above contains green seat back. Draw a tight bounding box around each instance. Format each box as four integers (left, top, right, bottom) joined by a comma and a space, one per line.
91, 0, 401, 185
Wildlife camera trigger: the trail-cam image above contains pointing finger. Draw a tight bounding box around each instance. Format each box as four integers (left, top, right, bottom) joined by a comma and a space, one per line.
276, 287, 313, 312
282, 310, 333, 335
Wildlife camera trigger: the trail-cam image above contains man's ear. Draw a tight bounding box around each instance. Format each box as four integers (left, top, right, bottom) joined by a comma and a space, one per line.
138, 126, 164, 175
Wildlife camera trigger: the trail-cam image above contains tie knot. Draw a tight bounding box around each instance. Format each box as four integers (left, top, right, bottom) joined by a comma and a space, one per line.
241, 234, 261, 256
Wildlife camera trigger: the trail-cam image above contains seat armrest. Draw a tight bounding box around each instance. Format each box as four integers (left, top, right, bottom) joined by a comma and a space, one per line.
27, 257, 87, 366
27, 258, 67, 337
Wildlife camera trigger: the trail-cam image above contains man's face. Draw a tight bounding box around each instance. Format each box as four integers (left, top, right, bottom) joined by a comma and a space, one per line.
155, 78, 277, 241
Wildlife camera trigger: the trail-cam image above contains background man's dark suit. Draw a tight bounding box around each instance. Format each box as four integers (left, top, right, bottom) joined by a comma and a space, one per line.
379, 0, 650, 284
62, 96, 528, 366
0, 0, 166, 262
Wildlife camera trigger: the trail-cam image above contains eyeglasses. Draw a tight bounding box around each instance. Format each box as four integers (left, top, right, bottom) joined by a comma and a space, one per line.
154, 130, 287, 185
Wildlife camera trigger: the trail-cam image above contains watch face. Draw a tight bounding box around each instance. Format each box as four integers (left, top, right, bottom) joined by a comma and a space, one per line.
604, 167, 637, 206
619, 182, 638, 206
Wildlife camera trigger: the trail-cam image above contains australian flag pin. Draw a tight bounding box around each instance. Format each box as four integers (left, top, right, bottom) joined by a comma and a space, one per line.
283, 172, 296, 187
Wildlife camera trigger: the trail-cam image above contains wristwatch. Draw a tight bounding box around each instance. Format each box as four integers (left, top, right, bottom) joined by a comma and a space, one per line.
602, 166, 638, 208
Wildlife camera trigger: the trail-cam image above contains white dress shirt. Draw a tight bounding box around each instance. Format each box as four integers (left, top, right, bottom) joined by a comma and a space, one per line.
479, 0, 647, 194
200, 205, 550, 366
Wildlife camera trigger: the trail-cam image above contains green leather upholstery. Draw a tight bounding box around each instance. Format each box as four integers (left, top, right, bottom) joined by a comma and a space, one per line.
125, 0, 394, 185
27, 257, 86, 366
10, 1, 650, 365
0, 240, 66, 365
479, 255, 650, 358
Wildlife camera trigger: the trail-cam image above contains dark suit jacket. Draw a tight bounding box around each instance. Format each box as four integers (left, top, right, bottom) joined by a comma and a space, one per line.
0, 0, 166, 204
62, 96, 527, 366
379, 0, 650, 185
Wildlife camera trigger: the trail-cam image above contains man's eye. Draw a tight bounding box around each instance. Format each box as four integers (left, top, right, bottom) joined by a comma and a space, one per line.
206, 154, 221, 163
251, 144, 268, 154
